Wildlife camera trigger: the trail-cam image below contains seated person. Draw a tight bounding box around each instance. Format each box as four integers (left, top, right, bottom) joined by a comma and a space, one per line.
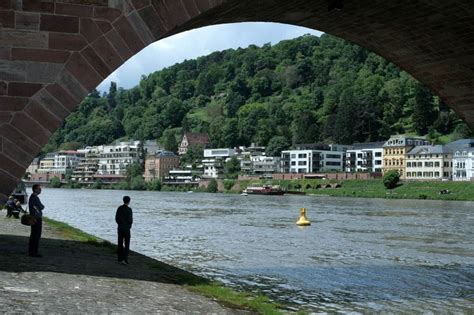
6, 196, 15, 217
11, 200, 25, 219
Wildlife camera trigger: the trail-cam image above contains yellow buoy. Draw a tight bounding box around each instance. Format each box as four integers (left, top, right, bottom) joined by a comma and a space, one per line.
296, 207, 311, 226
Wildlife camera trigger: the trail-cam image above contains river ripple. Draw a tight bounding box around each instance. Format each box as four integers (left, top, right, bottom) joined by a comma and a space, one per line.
40, 188, 474, 313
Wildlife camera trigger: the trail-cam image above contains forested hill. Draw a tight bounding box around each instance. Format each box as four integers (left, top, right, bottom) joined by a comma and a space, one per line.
44, 34, 472, 154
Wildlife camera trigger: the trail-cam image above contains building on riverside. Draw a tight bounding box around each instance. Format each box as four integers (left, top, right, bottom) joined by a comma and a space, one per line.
71, 147, 101, 183
96, 141, 141, 176
250, 155, 281, 176
345, 142, 384, 173
382, 135, 431, 179
163, 169, 200, 185
449, 139, 474, 181
33, 151, 85, 181
405, 145, 453, 180
144, 151, 180, 182
178, 133, 211, 155
280, 144, 350, 173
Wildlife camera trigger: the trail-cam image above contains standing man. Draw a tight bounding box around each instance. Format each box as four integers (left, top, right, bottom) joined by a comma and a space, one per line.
28, 184, 44, 257
115, 196, 133, 265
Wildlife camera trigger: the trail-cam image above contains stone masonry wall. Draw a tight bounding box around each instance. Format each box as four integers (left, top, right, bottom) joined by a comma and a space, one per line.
1, 0, 474, 202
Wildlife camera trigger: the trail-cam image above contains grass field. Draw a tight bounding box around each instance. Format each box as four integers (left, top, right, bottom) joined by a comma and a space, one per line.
236, 179, 474, 201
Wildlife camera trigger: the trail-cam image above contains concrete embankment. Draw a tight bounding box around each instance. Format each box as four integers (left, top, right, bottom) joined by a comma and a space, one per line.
0, 215, 248, 314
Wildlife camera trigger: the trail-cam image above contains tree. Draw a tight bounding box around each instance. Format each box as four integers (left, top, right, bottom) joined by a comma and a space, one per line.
130, 175, 146, 190
412, 84, 436, 135
126, 163, 144, 181
181, 144, 204, 164
49, 177, 62, 188
225, 156, 241, 176
147, 179, 162, 191
383, 170, 400, 189
266, 136, 290, 157
207, 179, 218, 193
160, 128, 182, 152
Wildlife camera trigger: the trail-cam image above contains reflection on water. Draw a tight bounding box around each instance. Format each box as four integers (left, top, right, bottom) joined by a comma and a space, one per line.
41, 189, 474, 313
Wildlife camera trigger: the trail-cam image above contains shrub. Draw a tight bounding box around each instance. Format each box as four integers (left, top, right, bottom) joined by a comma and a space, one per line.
383, 170, 400, 189
130, 175, 146, 190
49, 177, 62, 188
207, 179, 218, 193
92, 180, 103, 190
223, 179, 235, 191
147, 179, 162, 191
418, 194, 428, 199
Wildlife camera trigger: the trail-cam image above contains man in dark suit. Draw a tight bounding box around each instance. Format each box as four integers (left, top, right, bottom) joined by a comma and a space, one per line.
115, 196, 133, 265
28, 184, 44, 257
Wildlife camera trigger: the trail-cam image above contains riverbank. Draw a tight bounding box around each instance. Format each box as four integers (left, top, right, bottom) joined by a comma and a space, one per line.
0, 215, 283, 314
234, 179, 474, 201
30, 178, 474, 202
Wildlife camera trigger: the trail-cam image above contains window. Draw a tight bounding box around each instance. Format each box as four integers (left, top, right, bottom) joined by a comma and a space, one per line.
435, 162, 440, 167
375, 152, 382, 157
298, 153, 307, 158
298, 161, 307, 166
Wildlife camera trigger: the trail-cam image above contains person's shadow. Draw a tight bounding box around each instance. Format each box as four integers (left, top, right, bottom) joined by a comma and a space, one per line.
0, 233, 208, 286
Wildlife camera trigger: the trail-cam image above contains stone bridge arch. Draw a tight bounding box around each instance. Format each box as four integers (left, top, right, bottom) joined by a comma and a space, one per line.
1, 0, 474, 202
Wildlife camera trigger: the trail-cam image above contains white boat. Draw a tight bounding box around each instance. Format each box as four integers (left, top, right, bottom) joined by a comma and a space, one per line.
240, 192, 248, 196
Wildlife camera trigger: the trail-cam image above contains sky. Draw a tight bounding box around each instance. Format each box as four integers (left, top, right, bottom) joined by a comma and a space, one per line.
96, 22, 323, 92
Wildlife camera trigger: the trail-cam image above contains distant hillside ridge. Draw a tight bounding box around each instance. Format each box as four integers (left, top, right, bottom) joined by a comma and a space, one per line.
44, 34, 472, 154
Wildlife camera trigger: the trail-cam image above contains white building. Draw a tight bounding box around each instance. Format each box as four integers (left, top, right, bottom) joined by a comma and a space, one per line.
405, 145, 453, 180
204, 148, 235, 158
281, 144, 347, 173
163, 170, 199, 184
345, 142, 384, 173
37, 151, 85, 175
202, 159, 223, 178
450, 139, 474, 181
251, 155, 280, 175
96, 142, 141, 176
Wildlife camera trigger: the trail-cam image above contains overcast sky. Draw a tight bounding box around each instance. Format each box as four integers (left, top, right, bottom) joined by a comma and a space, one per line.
96, 22, 323, 92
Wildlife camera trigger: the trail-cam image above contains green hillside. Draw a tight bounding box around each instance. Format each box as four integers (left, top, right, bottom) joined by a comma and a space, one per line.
44, 34, 473, 154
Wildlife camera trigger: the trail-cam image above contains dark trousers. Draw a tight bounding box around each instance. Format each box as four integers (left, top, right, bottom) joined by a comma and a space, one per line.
29, 219, 42, 255
117, 227, 131, 262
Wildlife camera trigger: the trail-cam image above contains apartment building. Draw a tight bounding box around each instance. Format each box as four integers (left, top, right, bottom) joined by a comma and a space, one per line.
251, 156, 281, 175
405, 145, 452, 180
96, 142, 141, 176
450, 139, 474, 181
37, 151, 85, 175
382, 135, 431, 178
345, 142, 384, 173
281, 144, 348, 173
71, 147, 100, 183
144, 151, 180, 182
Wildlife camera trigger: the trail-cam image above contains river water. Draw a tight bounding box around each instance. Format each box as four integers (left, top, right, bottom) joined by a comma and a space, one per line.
39, 188, 473, 313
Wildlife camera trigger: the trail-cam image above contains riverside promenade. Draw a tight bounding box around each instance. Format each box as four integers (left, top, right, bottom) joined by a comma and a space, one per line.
0, 216, 247, 314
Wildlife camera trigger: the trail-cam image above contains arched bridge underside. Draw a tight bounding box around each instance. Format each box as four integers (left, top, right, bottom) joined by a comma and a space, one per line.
0, 0, 473, 202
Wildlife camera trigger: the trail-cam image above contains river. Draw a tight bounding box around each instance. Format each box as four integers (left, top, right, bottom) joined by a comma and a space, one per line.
39, 188, 473, 313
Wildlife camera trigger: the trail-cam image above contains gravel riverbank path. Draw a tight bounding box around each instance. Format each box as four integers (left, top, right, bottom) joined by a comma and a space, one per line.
0, 216, 248, 314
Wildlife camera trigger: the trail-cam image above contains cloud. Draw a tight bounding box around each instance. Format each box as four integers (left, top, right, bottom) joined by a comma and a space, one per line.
96, 22, 323, 92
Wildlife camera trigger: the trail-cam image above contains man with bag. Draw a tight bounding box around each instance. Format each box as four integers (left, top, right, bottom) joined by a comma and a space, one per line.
115, 196, 133, 265
28, 184, 44, 258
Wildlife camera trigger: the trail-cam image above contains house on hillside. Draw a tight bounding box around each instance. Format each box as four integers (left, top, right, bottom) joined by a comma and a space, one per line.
178, 133, 211, 155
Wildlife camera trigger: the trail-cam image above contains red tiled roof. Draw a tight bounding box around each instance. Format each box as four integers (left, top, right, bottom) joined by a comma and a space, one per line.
184, 133, 210, 145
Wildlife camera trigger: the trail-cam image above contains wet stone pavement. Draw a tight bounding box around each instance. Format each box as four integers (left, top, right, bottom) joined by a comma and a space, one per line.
0, 215, 249, 314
